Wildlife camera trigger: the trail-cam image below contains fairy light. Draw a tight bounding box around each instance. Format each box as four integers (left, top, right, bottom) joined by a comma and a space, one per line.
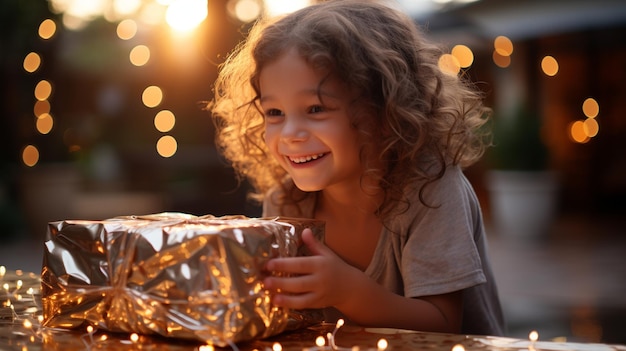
376, 338, 388, 350
199, 345, 215, 351
452, 344, 465, 351
130, 333, 140, 342
529, 330, 539, 342
315, 335, 326, 347
23, 319, 33, 329
0, 265, 6, 278
272, 342, 283, 351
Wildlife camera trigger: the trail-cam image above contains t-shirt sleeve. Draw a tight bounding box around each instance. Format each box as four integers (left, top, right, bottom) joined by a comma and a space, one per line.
400, 167, 486, 297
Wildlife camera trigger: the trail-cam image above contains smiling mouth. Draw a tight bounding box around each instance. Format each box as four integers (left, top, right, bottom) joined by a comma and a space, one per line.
288, 153, 327, 164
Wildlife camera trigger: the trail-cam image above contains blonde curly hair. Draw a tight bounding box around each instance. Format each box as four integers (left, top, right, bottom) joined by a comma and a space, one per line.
209, 0, 490, 220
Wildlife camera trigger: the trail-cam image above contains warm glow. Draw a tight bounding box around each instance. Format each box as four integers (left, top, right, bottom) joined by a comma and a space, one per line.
165, 0, 208, 33
492, 50, 511, 68
272, 342, 282, 351
130, 333, 139, 342
35, 80, 53, 101
36, 113, 54, 134
494, 35, 513, 56
264, 0, 311, 17
529, 330, 539, 342
154, 110, 176, 132
130, 45, 151, 66
117, 19, 138, 40
198, 345, 215, 351
451, 44, 474, 68
315, 336, 326, 347
583, 118, 599, 137
569, 120, 589, 143
22, 145, 40, 167
229, 0, 262, 23
156, 135, 177, 157
142, 85, 163, 108
39, 19, 57, 39
582, 97, 599, 118
23, 52, 41, 73
113, 0, 142, 16
377, 338, 388, 350
62, 14, 89, 31
452, 344, 465, 351
541, 56, 559, 76
438, 54, 460, 76
34, 100, 51, 117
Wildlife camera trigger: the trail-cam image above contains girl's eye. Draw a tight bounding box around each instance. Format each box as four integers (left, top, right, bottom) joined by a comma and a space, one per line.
309, 105, 324, 114
264, 108, 283, 117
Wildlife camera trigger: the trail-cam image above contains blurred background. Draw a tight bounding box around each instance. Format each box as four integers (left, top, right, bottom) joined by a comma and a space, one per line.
1, 0, 625, 345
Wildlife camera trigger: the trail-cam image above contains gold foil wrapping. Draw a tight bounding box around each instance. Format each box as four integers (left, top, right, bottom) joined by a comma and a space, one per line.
40, 213, 324, 347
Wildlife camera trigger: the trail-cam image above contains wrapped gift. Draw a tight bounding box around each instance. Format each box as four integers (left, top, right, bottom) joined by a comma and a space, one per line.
40, 213, 324, 347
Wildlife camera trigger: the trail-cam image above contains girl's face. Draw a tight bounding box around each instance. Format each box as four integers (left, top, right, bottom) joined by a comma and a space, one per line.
259, 48, 363, 193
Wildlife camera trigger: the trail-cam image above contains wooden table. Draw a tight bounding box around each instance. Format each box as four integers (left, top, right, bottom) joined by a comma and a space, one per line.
2, 267, 625, 351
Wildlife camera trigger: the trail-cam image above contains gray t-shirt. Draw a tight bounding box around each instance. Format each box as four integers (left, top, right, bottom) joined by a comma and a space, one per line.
263, 166, 505, 336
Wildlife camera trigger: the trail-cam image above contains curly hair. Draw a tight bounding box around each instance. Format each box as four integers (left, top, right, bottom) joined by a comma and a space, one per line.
209, 0, 490, 220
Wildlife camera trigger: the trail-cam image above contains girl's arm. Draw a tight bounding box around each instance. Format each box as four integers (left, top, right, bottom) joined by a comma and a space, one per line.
262, 229, 463, 333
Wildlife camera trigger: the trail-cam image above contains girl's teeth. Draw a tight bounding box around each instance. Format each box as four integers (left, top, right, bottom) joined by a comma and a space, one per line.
290, 153, 325, 164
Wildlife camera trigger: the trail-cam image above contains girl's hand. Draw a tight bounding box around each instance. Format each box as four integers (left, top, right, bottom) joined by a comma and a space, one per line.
262, 228, 361, 309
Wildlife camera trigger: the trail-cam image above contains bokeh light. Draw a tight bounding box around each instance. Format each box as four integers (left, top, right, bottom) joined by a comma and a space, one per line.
154, 110, 176, 132
156, 135, 177, 157
34, 80, 53, 101
130, 45, 151, 66
23, 52, 41, 73
165, 0, 208, 33
569, 120, 589, 143
492, 50, 511, 68
36, 113, 54, 135
33, 100, 51, 117
583, 118, 599, 137
38, 19, 57, 40
582, 97, 599, 118
494, 35, 513, 56
22, 145, 40, 167
227, 0, 262, 23
451, 44, 474, 68
438, 54, 460, 76
142, 85, 163, 108
117, 19, 138, 40
113, 0, 142, 17
541, 55, 559, 76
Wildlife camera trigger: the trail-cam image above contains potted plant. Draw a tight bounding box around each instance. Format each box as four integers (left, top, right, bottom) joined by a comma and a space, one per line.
485, 103, 559, 240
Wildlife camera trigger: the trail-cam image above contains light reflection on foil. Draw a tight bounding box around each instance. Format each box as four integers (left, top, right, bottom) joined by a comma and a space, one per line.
40, 214, 325, 347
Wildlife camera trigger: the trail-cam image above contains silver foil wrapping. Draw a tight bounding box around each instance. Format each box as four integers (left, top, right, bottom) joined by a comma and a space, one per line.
40, 213, 324, 347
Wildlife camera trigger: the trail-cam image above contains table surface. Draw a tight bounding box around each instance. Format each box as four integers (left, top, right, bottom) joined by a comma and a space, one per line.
2, 268, 625, 351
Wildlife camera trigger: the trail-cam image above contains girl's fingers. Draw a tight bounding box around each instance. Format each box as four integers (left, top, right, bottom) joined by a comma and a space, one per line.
302, 228, 335, 257
265, 256, 317, 273
263, 274, 316, 294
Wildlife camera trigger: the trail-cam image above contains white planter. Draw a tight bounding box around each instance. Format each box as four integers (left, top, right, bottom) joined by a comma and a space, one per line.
486, 170, 559, 239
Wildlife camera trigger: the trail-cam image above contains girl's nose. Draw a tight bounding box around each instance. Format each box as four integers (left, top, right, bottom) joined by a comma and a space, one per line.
280, 116, 309, 142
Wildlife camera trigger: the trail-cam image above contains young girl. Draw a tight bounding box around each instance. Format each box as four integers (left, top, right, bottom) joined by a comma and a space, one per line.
210, 0, 504, 336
